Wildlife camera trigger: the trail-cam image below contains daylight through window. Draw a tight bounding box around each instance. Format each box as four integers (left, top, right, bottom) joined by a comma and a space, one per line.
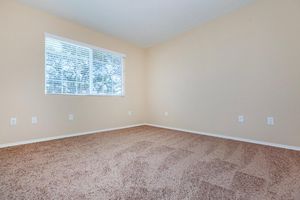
45, 34, 124, 96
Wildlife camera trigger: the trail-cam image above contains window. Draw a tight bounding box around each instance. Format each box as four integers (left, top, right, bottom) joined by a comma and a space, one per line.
45, 34, 125, 96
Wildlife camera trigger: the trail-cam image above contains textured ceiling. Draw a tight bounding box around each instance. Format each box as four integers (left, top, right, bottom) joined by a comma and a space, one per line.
18, 0, 255, 47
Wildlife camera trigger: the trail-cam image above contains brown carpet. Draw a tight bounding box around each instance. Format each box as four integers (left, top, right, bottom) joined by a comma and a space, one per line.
1, 126, 300, 200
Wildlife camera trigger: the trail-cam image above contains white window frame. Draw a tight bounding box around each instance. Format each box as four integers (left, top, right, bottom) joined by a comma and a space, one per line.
44, 33, 126, 97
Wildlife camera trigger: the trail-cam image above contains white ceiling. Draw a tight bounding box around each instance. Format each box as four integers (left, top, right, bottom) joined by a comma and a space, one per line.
18, 0, 255, 47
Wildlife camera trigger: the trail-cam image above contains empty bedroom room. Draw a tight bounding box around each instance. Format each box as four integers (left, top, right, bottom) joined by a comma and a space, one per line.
0, 0, 300, 199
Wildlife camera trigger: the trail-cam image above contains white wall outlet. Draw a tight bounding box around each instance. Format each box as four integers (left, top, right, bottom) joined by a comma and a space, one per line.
164, 111, 169, 116
68, 114, 74, 121
128, 111, 133, 116
10, 117, 17, 126
32, 116, 38, 124
267, 117, 275, 126
238, 115, 245, 124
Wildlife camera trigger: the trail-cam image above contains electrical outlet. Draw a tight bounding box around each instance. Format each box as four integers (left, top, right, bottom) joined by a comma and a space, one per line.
128, 111, 133, 116
10, 117, 17, 126
238, 115, 245, 124
32, 116, 38, 124
68, 114, 74, 121
164, 112, 169, 117
267, 117, 274, 126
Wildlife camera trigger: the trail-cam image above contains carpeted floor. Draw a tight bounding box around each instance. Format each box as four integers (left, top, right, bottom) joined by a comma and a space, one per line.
1, 126, 300, 200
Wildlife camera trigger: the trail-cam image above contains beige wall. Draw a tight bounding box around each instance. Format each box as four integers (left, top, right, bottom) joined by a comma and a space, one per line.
146, 0, 300, 147
0, 0, 146, 144
1, 0, 300, 148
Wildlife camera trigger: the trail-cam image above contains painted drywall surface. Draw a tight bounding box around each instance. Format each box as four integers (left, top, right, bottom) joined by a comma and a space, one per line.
0, 0, 146, 144
146, 0, 300, 147
1, 0, 300, 148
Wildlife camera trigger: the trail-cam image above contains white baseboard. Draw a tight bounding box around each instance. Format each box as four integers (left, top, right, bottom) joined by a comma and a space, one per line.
0, 124, 145, 149
145, 123, 300, 151
1, 123, 299, 151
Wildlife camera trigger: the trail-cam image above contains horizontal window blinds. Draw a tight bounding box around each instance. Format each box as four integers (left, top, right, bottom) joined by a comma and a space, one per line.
45, 35, 124, 96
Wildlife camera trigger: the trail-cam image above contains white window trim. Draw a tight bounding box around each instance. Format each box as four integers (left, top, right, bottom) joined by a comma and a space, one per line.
44, 33, 126, 97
